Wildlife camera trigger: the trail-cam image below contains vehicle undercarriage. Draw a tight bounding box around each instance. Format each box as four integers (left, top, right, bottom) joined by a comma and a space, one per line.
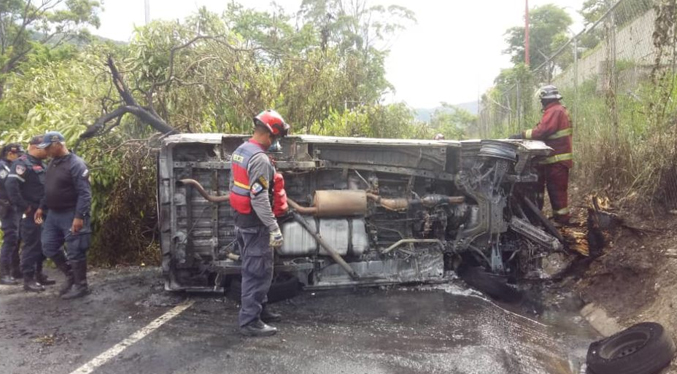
158, 134, 568, 292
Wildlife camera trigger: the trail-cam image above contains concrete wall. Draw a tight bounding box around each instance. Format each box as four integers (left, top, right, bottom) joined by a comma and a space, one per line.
553, 9, 657, 89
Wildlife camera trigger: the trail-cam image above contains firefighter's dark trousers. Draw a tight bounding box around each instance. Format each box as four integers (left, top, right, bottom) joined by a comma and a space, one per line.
236, 225, 274, 327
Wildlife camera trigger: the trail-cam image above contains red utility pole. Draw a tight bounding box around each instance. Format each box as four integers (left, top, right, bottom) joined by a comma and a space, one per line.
525, 0, 530, 66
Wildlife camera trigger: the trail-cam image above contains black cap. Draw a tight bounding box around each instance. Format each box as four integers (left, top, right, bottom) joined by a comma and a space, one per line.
3, 143, 24, 154
37, 131, 66, 149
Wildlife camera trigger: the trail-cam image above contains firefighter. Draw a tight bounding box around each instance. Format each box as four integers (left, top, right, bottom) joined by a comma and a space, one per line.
510, 85, 573, 225
0, 143, 24, 285
230, 110, 289, 337
434, 133, 445, 140
6, 135, 54, 292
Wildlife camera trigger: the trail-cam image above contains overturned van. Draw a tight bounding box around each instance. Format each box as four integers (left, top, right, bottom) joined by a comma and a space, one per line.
157, 134, 564, 292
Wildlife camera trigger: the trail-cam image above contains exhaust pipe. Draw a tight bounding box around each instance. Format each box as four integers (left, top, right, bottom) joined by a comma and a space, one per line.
180, 179, 464, 216
179, 179, 230, 203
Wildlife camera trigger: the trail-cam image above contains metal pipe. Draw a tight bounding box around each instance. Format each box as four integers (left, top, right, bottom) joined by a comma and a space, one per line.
521, 195, 564, 243
291, 211, 360, 280
381, 239, 445, 255
367, 193, 465, 211
180, 178, 464, 216
179, 179, 229, 203
366, 193, 409, 211
287, 198, 318, 215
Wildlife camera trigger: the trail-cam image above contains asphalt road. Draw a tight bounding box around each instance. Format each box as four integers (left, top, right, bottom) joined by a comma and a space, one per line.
0, 267, 597, 374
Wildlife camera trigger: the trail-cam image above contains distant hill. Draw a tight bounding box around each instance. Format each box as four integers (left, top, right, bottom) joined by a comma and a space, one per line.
415, 101, 479, 123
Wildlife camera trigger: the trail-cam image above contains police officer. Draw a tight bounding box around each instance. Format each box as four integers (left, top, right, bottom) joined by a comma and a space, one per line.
6, 135, 55, 292
34, 131, 92, 299
0, 143, 24, 285
230, 110, 289, 337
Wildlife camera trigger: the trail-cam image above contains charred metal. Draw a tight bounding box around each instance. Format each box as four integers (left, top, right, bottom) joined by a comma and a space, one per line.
158, 134, 566, 292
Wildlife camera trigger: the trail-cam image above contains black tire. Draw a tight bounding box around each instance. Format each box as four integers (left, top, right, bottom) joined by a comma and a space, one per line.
457, 265, 522, 303
226, 272, 301, 304
587, 322, 676, 374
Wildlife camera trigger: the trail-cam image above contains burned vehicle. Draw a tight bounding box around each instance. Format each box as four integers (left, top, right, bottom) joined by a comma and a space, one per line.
157, 134, 565, 292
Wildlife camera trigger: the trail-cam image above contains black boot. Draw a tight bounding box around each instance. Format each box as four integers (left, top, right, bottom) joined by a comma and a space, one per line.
11, 264, 21, 280
23, 273, 45, 293
260, 304, 282, 323
35, 271, 56, 286
240, 319, 278, 337
51, 253, 74, 296
61, 259, 89, 300
0, 263, 18, 285
11, 250, 21, 279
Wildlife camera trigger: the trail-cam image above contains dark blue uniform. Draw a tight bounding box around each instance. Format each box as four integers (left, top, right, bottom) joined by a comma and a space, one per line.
6, 154, 47, 276
40, 153, 92, 261
229, 141, 278, 330
0, 158, 21, 277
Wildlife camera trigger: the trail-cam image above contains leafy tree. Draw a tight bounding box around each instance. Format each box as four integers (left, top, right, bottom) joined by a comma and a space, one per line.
504, 4, 572, 80
310, 103, 421, 138
299, 0, 416, 53
0, 0, 101, 99
0, 2, 424, 266
429, 103, 477, 140
298, 0, 415, 108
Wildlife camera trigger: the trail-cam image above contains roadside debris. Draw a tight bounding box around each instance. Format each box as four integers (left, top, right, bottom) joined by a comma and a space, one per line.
586, 322, 676, 374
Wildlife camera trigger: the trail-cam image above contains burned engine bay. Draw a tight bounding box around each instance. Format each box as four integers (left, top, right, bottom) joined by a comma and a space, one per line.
158, 134, 572, 292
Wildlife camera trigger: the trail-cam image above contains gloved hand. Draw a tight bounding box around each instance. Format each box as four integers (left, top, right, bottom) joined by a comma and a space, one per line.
269, 228, 284, 248
508, 133, 522, 139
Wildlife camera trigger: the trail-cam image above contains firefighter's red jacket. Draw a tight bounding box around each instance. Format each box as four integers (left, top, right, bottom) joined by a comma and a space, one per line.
522, 102, 573, 168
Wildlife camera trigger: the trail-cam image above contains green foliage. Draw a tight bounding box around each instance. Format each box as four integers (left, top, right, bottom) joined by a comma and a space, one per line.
429, 104, 477, 140
299, 0, 416, 53
0, 0, 101, 99
486, 64, 536, 137
485, 0, 677, 211
0, 1, 429, 266
310, 103, 424, 138
504, 4, 573, 75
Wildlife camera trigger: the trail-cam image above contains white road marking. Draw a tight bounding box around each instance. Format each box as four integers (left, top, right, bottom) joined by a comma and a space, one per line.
69, 299, 195, 374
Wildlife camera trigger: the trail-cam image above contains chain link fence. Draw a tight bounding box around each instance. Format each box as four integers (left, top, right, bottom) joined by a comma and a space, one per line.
480, 0, 677, 210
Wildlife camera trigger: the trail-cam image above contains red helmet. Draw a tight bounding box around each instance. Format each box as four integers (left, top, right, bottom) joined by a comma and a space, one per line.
254, 110, 290, 137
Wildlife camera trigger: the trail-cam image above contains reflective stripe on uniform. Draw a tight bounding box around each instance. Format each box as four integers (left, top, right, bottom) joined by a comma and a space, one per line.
525, 129, 533, 139
230, 141, 266, 214
540, 153, 573, 165
233, 180, 250, 190
7, 174, 25, 183
554, 207, 570, 216
547, 128, 572, 140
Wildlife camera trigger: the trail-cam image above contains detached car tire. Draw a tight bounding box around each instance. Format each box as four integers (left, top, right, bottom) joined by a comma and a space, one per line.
226, 272, 301, 304
587, 322, 676, 374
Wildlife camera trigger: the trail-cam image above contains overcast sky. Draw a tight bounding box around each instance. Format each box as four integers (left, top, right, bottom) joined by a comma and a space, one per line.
94, 0, 585, 108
